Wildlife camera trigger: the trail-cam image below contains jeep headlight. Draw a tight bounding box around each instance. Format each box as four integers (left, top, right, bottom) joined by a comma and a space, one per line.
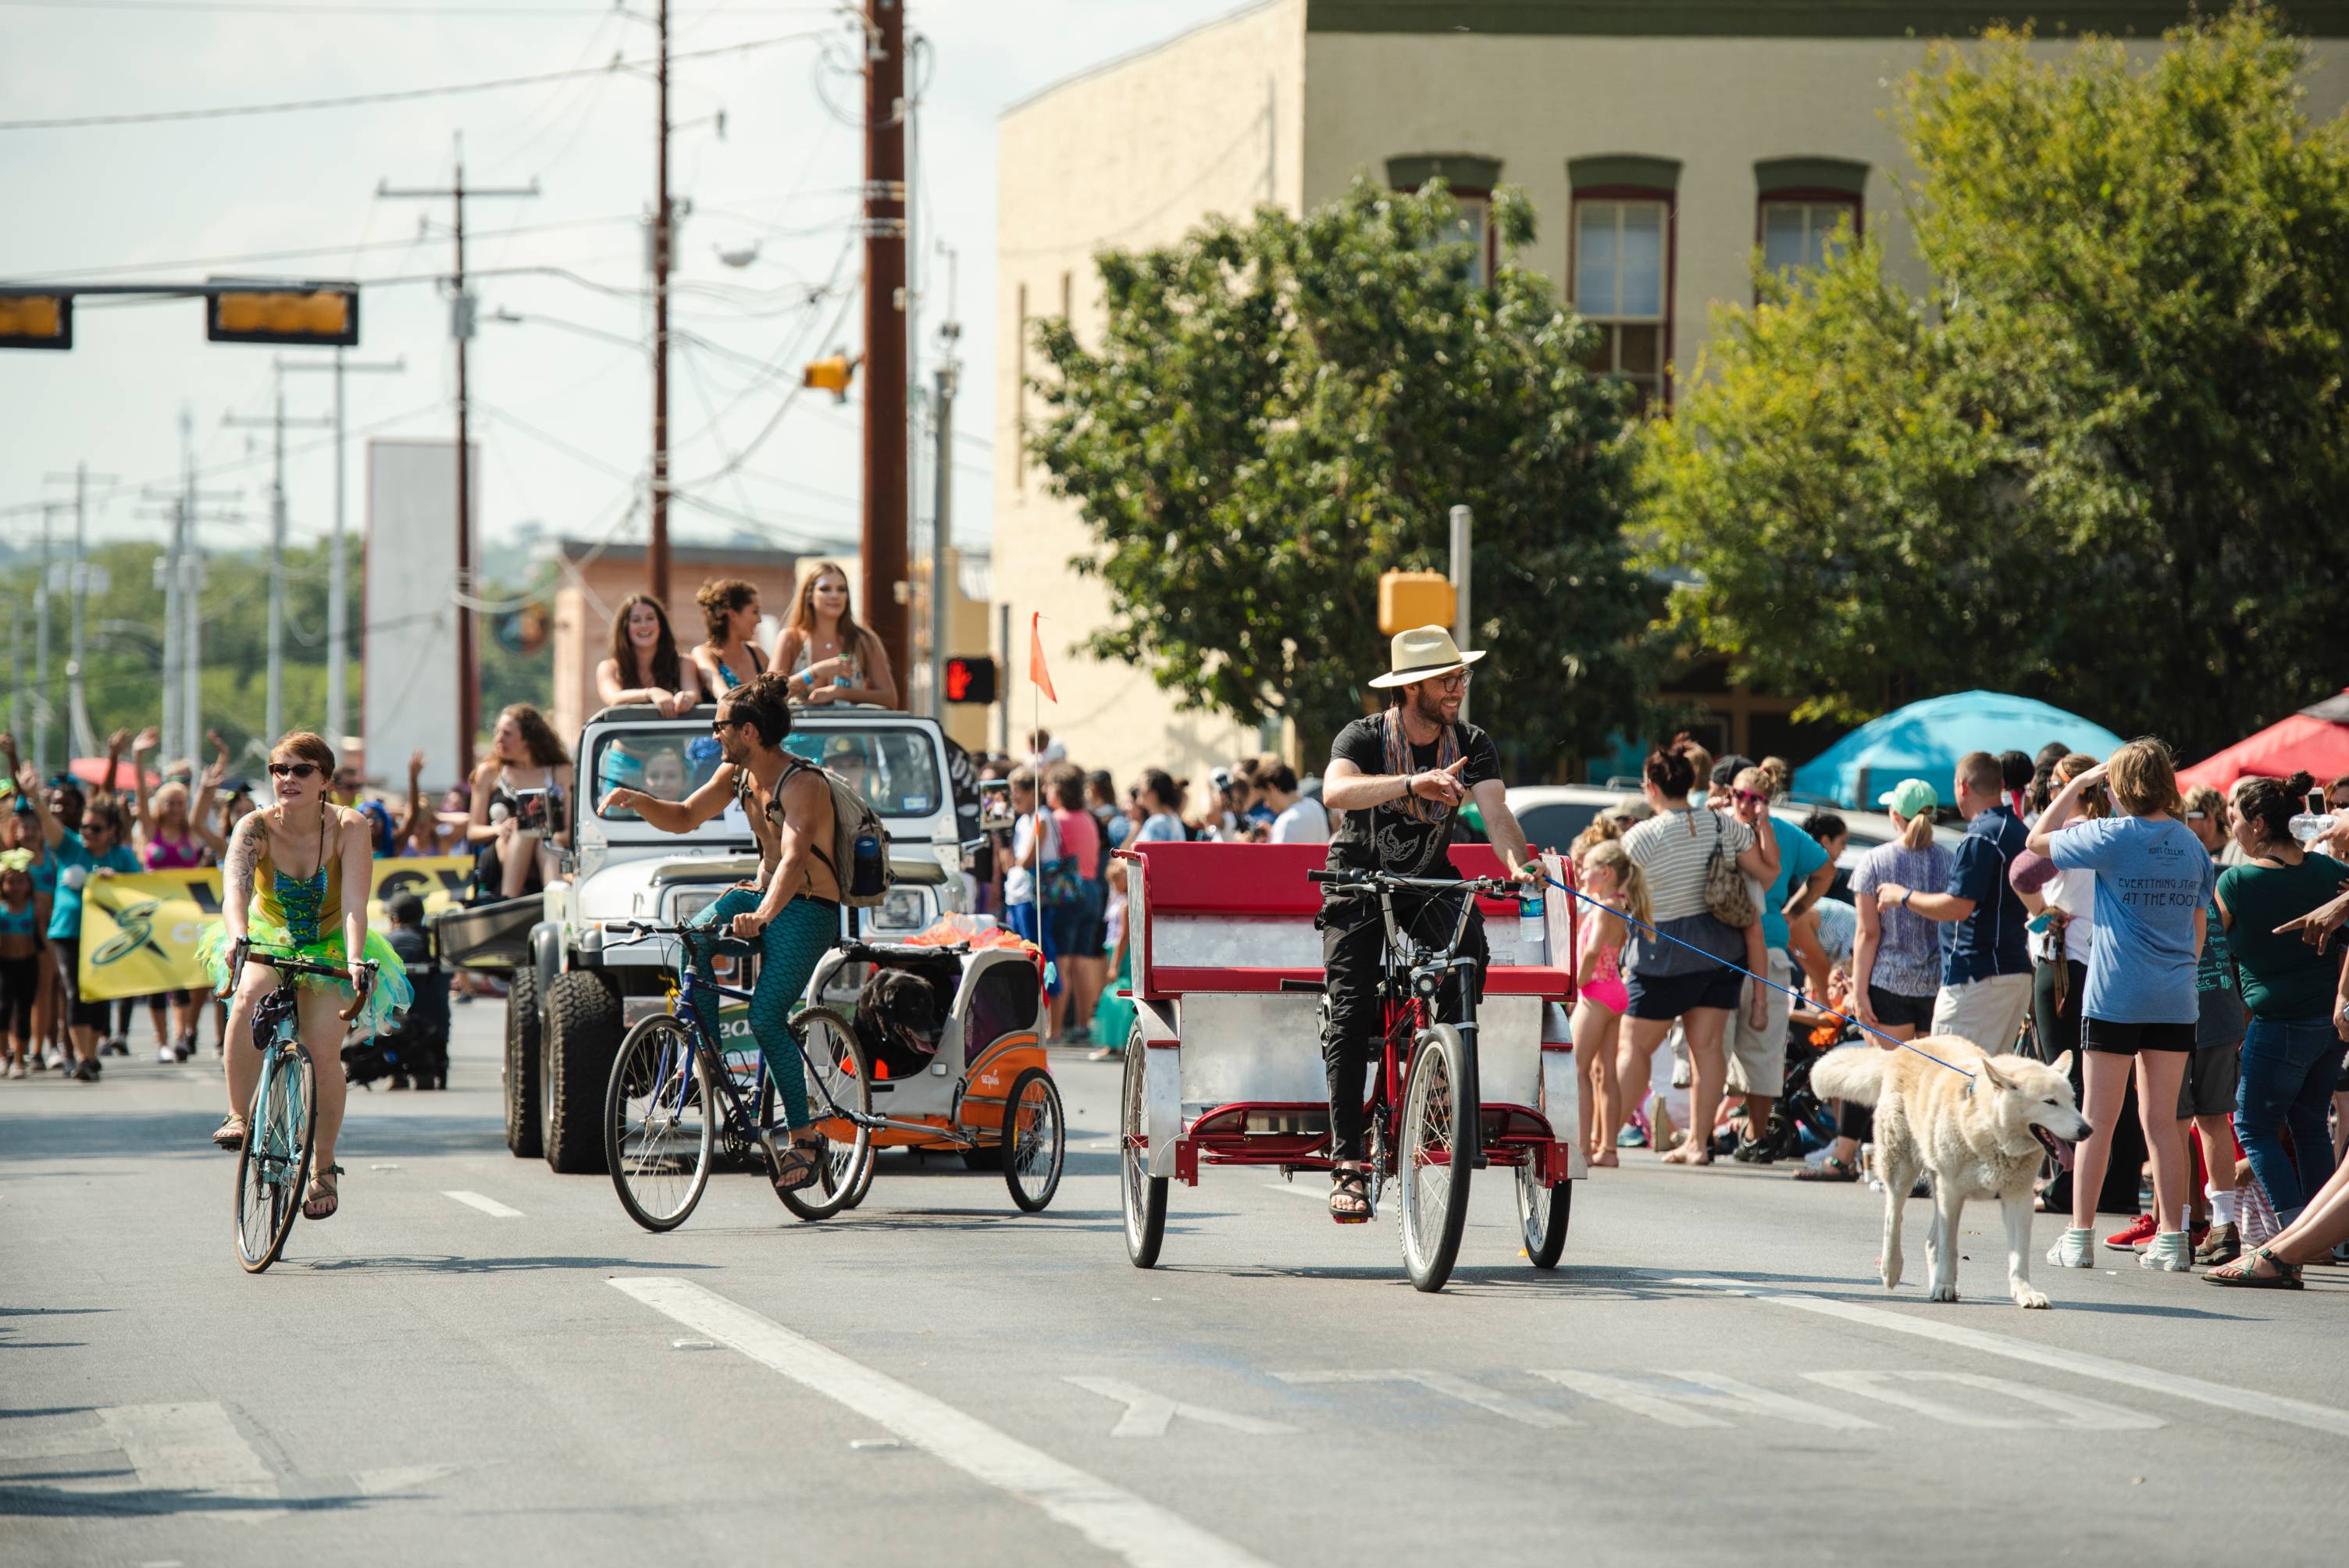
670, 886, 722, 928
877, 887, 926, 931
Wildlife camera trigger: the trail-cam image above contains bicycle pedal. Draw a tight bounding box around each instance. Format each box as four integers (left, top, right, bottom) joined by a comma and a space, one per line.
1331, 1213, 1371, 1225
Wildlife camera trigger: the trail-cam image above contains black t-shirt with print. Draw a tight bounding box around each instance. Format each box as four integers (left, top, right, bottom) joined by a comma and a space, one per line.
1324, 713, 1502, 882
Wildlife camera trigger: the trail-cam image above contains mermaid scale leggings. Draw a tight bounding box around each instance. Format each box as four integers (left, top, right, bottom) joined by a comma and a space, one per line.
683, 889, 840, 1130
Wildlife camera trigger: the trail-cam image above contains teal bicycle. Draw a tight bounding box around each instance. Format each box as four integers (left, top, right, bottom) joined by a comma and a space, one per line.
230, 943, 377, 1274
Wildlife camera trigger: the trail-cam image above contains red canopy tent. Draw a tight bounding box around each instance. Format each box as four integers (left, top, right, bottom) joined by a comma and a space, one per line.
2178, 690, 2349, 793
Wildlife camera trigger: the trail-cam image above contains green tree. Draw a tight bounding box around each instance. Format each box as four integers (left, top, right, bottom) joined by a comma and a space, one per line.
1641, 4, 2349, 754
1029, 177, 1656, 772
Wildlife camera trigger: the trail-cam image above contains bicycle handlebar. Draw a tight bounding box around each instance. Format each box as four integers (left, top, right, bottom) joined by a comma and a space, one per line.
1307, 868, 1522, 896
230, 940, 381, 1023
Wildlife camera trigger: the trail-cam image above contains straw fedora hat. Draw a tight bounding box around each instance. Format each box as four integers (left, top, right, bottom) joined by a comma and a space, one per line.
1367, 625, 1485, 690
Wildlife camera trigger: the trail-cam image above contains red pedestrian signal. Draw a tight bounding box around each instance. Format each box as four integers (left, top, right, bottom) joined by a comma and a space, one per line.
943, 656, 996, 704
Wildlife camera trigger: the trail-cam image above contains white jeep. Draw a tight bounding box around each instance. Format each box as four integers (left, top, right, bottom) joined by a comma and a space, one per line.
446, 702, 969, 1173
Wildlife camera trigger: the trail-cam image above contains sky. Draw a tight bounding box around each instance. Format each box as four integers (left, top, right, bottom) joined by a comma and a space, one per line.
0, 0, 1245, 574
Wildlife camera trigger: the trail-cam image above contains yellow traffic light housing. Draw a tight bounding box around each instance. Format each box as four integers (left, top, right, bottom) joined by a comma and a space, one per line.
206, 284, 359, 347
1378, 570, 1456, 636
803, 353, 857, 402
0, 293, 72, 351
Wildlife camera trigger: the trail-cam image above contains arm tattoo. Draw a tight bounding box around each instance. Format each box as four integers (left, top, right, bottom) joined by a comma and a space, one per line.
223, 818, 264, 926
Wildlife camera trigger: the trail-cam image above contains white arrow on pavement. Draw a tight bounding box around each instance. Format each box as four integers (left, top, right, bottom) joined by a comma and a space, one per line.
1062, 1377, 1298, 1438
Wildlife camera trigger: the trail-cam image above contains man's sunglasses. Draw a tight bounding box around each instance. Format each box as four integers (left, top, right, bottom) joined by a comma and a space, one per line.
711, 717, 746, 734
268, 762, 320, 779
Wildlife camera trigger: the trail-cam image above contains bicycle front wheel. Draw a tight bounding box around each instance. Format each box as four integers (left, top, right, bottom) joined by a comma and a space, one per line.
605, 1015, 716, 1232
775, 1006, 872, 1222
235, 1042, 316, 1274
1398, 1025, 1472, 1293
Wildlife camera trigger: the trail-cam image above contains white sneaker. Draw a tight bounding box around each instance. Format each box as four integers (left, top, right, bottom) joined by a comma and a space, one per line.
43, 1048, 65, 1071
2140, 1232, 2194, 1272
158, 1045, 177, 1064
2045, 1227, 2094, 1267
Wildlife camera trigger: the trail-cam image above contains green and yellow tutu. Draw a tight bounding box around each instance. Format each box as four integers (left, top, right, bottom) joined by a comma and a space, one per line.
198, 847, 414, 1035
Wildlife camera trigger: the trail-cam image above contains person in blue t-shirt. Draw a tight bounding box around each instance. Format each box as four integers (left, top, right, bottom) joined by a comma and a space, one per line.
1868, 750, 2035, 1055
2027, 740, 2215, 1274
23, 782, 141, 1082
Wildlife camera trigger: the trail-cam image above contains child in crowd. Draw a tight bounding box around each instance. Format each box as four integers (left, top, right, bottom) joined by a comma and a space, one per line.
1572, 839, 1645, 1167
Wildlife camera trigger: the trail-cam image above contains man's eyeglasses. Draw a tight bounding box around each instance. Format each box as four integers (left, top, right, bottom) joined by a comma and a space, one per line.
268, 762, 319, 780
1431, 670, 1473, 693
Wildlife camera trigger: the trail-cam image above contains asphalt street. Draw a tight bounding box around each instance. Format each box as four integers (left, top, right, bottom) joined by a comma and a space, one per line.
7, 1002, 2349, 1568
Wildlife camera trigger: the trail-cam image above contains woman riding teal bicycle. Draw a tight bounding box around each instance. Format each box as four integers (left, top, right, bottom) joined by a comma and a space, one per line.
605, 672, 839, 1195
200, 731, 412, 1221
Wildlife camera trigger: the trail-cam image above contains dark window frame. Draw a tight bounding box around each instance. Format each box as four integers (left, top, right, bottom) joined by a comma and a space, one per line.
1754, 185, 1865, 296
1567, 183, 1677, 413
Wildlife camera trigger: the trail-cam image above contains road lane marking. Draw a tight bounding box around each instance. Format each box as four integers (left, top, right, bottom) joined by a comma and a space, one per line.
1804, 1371, 2162, 1430
611, 1278, 1276, 1568
1063, 1376, 1299, 1438
1530, 1370, 1879, 1431
1274, 1369, 1575, 1428
443, 1190, 523, 1217
97, 1403, 281, 1515
1680, 1276, 2349, 1440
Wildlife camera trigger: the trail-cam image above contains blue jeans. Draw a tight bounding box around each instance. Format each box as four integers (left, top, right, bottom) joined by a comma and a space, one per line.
2233, 1016, 2344, 1221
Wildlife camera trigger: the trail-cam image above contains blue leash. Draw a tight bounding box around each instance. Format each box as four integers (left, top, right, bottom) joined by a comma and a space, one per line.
1538, 872, 1977, 1082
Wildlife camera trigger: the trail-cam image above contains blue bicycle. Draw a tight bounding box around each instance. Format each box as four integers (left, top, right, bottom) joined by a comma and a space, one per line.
231, 945, 378, 1274
599, 921, 876, 1230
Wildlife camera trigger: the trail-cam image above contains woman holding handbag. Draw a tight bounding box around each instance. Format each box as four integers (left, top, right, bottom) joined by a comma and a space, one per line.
1613, 744, 1780, 1165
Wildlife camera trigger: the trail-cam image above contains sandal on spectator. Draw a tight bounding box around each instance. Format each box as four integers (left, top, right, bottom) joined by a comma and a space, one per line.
2204, 1245, 2301, 1289
1792, 1155, 1859, 1182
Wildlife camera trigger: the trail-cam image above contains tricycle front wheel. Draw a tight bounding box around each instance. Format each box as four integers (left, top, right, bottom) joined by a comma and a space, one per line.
1120, 1040, 1167, 1267
1516, 1164, 1571, 1269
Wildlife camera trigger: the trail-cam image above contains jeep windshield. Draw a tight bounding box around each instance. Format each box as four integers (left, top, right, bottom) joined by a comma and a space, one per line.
590, 720, 943, 826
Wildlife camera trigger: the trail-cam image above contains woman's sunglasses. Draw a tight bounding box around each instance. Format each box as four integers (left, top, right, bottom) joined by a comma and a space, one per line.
1732, 789, 1769, 806
268, 762, 320, 779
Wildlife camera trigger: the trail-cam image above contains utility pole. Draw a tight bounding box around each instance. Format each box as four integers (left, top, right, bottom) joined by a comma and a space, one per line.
139, 436, 237, 760
226, 369, 333, 740
280, 351, 404, 752
861, 0, 911, 689
929, 331, 959, 721
34, 502, 55, 780
8, 598, 23, 753
44, 461, 119, 761
380, 138, 537, 764
650, 0, 672, 604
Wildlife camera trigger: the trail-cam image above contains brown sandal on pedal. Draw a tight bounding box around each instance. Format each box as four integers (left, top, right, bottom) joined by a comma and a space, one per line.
768, 1133, 825, 1196
302, 1165, 343, 1221
1328, 1161, 1372, 1224
212, 1115, 247, 1151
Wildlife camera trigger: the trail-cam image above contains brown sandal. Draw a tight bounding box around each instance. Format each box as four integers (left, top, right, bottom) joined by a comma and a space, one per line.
302, 1165, 342, 1221
1328, 1161, 1372, 1224
212, 1115, 247, 1151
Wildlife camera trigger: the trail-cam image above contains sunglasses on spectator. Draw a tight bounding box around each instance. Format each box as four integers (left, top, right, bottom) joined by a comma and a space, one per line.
268, 762, 320, 779
1732, 789, 1769, 806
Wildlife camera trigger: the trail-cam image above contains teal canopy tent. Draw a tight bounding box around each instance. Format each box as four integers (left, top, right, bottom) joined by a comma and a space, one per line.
1792, 691, 2129, 809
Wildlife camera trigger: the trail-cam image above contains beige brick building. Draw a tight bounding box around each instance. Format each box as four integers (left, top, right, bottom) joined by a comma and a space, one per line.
995, 0, 2349, 789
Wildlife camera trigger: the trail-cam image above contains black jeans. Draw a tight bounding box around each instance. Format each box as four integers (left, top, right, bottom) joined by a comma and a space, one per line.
1318, 893, 1487, 1163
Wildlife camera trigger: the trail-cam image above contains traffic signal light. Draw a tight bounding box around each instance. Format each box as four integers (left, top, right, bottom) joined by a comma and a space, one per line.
803, 353, 857, 402
943, 656, 997, 705
1378, 570, 1456, 636
206, 284, 359, 347
0, 293, 72, 350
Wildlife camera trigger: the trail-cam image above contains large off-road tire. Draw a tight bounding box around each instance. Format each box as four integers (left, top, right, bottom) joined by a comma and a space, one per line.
503, 963, 544, 1160
543, 970, 622, 1174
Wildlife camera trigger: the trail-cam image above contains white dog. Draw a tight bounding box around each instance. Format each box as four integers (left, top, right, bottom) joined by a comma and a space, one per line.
1812, 1039, 2091, 1310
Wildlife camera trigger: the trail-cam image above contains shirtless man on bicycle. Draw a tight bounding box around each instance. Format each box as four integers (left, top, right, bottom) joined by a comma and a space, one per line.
1318, 626, 1540, 1222
605, 672, 839, 1193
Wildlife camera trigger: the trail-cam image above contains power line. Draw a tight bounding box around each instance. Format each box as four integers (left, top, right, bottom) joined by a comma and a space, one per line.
0, 30, 823, 131
0, 213, 636, 283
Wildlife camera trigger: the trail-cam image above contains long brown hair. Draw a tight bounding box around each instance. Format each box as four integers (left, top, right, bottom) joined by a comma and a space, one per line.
608, 594, 683, 693
786, 561, 869, 654
497, 704, 571, 768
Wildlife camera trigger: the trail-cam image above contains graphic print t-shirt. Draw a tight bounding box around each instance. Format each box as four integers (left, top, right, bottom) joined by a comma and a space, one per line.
1324, 715, 1500, 882
2047, 815, 2218, 1025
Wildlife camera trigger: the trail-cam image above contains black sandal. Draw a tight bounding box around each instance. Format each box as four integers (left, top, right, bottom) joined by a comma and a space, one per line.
768, 1134, 825, 1196
1792, 1155, 1859, 1182
1328, 1161, 1372, 1224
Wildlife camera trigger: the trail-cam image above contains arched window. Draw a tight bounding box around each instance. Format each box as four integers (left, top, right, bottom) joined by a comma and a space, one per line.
1755, 158, 1868, 284
1568, 155, 1679, 413
1387, 154, 1502, 285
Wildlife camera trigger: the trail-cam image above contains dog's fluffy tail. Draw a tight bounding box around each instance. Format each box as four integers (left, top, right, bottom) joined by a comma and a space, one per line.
1810, 1045, 1887, 1107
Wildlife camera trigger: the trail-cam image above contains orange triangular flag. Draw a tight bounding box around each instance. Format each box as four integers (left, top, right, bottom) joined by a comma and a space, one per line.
1028, 611, 1057, 703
